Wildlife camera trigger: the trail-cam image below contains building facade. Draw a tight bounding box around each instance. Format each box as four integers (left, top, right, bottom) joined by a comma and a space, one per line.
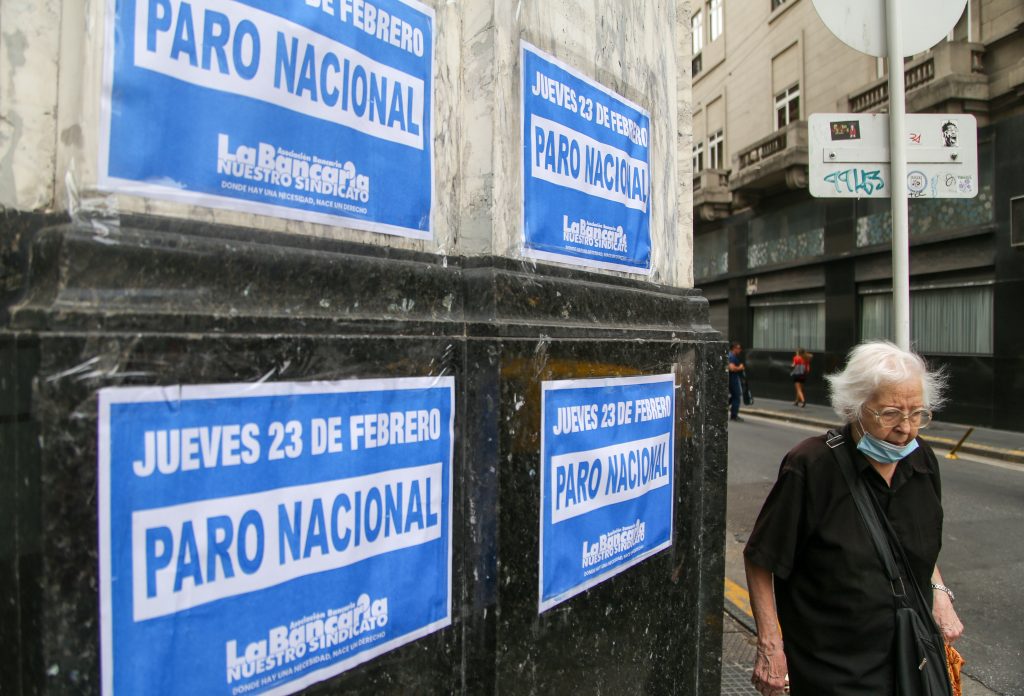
1, 2, 731, 694
690, 0, 1024, 430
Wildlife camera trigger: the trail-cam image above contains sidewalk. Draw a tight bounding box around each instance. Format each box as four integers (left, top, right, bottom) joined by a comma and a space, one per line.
719, 397, 1018, 696
720, 611, 759, 696
743, 396, 1024, 464
719, 603, 1000, 696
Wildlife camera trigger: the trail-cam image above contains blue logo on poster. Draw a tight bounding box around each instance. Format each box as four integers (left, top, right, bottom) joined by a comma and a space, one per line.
521, 41, 652, 273
539, 375, 674, 612
98, 377, 453, 695
101, 0, 434, 238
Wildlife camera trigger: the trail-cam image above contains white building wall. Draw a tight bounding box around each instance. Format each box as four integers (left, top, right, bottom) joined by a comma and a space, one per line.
0, 0, 694, 288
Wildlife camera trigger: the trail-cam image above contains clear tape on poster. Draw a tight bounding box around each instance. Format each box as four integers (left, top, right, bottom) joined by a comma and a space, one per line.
65, 159, 121, 236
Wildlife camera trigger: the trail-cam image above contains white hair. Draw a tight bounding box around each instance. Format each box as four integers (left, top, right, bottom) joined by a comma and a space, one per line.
826, 340, 947, 423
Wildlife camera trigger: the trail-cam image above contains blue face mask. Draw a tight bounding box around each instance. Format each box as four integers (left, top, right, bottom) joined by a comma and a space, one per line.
856, 420, 919, 464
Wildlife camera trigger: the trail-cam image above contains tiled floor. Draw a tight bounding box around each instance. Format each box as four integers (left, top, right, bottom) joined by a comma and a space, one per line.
720, 613, 760, 696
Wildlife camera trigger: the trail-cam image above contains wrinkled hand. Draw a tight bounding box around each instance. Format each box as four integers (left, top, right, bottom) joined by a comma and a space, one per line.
933, 591, 964, 643
752, 644, 789, 696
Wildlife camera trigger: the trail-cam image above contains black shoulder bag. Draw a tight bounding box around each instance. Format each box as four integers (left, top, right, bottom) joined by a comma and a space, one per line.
826, 430, 952, 696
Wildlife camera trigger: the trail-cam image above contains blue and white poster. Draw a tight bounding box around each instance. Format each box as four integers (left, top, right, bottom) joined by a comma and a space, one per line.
100, 0, 435, 239
521, 42, 652, 274
98, 376, 454, 695
539, 374, 674, 612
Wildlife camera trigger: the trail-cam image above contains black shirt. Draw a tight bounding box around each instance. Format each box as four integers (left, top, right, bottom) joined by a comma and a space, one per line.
744, 425, 943, 695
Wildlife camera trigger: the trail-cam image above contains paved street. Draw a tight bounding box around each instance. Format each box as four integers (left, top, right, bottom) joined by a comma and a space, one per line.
721, 400, 1023, 696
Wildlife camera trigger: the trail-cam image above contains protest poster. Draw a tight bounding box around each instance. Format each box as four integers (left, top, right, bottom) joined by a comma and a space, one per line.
521, 41, 652, 273
101, 0, 434, 238
98, 376, 453, 695
539, 374, 674, 612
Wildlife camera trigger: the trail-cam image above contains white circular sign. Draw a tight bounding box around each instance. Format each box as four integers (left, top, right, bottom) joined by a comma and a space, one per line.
811, 0, 968, 58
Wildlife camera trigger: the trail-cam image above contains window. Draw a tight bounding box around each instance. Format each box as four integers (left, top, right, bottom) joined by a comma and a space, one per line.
692, 11, 704, 56
747, 200, 824, 268
708, 130, 724, 170
694, 228, 729, 279
857, 139, 995, 247
708, 0, 723, 41
752, 300, 825, 352
774, 84, 799, 130
860, 285, 993, 354
692, 142, 704, 173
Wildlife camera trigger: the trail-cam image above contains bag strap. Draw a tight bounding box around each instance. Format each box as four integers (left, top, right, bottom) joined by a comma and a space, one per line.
868, 474, 947, 632
826, 429, 908, 601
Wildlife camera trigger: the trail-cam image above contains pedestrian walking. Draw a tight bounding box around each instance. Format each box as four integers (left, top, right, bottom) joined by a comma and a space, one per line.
728, 341, 745, 422
789, 348, 811, 407
743, 340, 963, 695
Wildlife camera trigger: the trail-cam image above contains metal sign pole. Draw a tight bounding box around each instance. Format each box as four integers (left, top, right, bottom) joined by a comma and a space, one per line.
886, 0, 912, 350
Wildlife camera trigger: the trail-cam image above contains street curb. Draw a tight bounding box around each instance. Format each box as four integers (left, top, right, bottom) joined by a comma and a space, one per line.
742, 408, 835, 431
923, 436, 1024, 465
743, 408, 1024, 465
723, 597, 757, 636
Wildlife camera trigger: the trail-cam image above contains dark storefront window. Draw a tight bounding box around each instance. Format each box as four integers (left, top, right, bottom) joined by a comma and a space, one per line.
860, 284, 994, 354
694, 227, 729, 279
751, 297, 825, 352
747, 200, 824, 269
856, 139, 995, 247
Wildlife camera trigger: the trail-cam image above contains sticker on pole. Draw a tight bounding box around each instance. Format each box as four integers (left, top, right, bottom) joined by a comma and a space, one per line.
98, 376, 454, 695
100, 0, 435, 239
521, 41, 652, 274
539, 374, 674, 612
809, 113, 977, 198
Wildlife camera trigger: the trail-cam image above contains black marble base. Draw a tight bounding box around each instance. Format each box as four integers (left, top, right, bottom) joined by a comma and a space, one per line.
1, 215, 727, 695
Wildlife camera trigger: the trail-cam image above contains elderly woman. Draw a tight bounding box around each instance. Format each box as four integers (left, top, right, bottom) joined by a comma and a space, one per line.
744, 341, 964, 695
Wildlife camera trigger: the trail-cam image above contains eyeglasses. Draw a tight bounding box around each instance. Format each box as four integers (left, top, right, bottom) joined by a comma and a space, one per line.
864, 407, 933, 429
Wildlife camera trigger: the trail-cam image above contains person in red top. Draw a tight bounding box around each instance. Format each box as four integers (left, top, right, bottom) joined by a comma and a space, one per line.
790, 348, 811, 407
